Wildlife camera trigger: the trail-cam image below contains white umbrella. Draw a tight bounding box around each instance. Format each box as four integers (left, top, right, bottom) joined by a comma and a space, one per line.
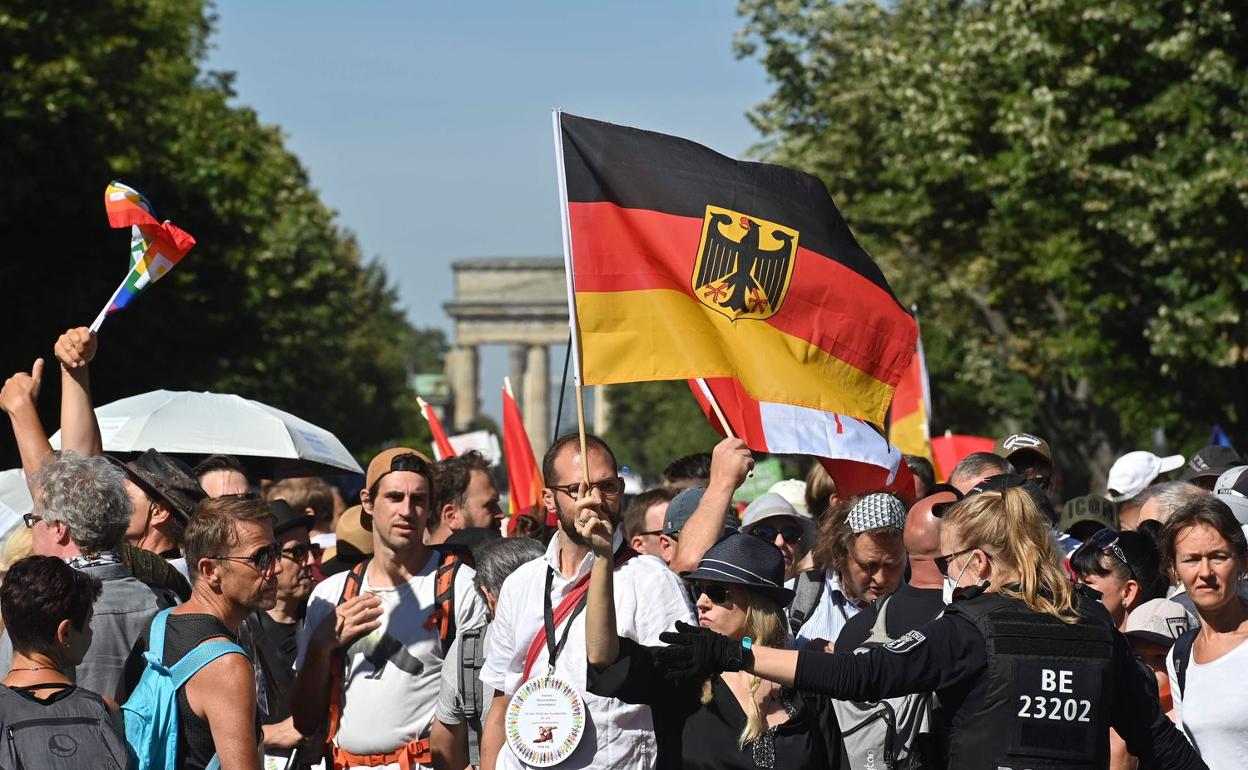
49, 390, 363, 478
0, 468, 31, 535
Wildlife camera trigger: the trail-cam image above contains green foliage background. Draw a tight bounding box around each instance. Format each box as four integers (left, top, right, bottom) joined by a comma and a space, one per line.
0, 0, 445, 468
735, 0, 1248, 493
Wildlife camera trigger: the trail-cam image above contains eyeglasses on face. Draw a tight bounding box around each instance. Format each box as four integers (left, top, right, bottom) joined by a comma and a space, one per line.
934, 547, 975, 576
21, 514, 41, 529
1089, 528, 1139, 583
280, 543, 323, 563
548, 477, 626, 499
208, 542, 282, 575
691, 582, 731, 604
751, 525, 803, 545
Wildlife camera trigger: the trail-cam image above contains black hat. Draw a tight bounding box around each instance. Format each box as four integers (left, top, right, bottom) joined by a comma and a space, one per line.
680, 532, 795, 606
269, 499, 314, 537
1181, 445, 1244, 482
110, 449, 206, 524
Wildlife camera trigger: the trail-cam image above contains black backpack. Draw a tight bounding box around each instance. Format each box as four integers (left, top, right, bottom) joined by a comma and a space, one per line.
0, 683, 127, 769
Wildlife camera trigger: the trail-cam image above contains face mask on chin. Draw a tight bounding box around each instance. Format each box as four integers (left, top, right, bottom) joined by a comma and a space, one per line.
942, 551, 979, 605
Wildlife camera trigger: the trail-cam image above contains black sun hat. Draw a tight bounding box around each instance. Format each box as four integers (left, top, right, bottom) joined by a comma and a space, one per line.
108, 448, 206, 524
680, 532, 795, 606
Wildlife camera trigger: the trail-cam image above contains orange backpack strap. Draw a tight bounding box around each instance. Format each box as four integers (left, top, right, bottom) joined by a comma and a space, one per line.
325, 560, 370, 756
423, 549, 460, 655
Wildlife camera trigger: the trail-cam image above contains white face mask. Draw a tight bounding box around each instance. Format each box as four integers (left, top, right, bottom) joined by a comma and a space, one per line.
942, 551, 976, 605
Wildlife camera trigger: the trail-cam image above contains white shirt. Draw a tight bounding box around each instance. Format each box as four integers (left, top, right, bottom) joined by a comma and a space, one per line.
481, 531, 694, 770
296, 551, 487, 766
791, 570, 863, 648
1168, 635, 1248, 770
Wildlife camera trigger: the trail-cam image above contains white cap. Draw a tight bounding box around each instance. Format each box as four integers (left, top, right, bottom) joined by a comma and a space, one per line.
1213, 465, 1248, 525
1107, 451, 1185, 502
767, 479, 809, 516
1123, 598, 1196, 648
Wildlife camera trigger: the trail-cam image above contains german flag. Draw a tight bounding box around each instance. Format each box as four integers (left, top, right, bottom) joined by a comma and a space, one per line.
557, 113, 916, 427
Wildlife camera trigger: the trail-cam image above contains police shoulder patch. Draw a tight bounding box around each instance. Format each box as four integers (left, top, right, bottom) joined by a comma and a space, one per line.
883, 630, 926, 654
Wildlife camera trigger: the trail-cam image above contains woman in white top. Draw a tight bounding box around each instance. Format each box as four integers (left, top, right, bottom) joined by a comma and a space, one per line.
1161, 496, 1248, 770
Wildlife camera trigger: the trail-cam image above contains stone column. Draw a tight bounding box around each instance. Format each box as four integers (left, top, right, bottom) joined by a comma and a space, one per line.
593, 384, 611, 435
524, 344, 550, 460
445, 345, 479, 432
509, 344, 529, 408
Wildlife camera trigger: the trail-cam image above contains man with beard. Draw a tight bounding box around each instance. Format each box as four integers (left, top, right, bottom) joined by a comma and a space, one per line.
290, 448, 486, 769
122, 495, 282, 770
247, 500, 321, 769
478, 434, 693, 770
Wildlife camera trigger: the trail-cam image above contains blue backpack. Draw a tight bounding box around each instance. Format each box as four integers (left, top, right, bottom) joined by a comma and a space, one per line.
121, 608, 246, 770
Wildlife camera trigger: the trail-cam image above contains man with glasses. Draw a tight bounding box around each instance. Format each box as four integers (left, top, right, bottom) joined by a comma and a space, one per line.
479, 433, 693, 770
123, 494, 283, 770
246, 500, 322, 769
291, 448, 487, 770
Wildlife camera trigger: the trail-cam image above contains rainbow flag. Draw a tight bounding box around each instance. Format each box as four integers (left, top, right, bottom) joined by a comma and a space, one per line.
502, 379, 545, 535
91, 182, 196, 331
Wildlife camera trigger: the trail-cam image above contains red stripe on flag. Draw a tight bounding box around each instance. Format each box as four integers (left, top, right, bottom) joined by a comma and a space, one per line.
421, 403, 456, 461
570, 201, 914, 385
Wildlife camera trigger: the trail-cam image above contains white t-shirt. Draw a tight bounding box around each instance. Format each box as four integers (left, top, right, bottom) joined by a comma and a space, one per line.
1168, 635, 1248, 770
480, 532, 694, 770
296, 553, 487, 764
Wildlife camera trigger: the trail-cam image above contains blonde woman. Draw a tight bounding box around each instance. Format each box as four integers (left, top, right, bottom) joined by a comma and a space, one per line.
577, 491, 842, 770
656, 485, 1205, 770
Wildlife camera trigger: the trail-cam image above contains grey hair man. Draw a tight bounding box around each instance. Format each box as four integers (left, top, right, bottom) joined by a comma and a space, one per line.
1135, 481, 1208, 526
431, 536, 545, 770
0, 452, 165, 700
947, 452, 1015, 493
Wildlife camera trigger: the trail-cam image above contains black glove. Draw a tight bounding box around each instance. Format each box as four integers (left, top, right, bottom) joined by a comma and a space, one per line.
654, 621, 749, 680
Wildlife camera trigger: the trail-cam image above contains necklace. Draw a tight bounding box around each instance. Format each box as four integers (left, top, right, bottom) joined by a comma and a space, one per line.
8, 665, 61, 673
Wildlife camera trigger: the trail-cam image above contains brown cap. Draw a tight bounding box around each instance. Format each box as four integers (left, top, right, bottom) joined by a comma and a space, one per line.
992, 433, 1052, 464
365, 447, 431, 491
320, 504, 373, 575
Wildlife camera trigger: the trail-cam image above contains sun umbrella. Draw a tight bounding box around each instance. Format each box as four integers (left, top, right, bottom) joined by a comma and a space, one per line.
49, 390, 363, 479
0, 468, 31, 535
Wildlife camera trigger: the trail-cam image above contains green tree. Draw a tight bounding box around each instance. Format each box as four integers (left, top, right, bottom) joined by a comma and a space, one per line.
0, 0, 442, 470
604, 381, 722, 481
737, 0, 1248, 492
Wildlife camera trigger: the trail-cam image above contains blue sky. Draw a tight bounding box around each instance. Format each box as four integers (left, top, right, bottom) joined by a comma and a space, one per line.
206, 1, 772, 423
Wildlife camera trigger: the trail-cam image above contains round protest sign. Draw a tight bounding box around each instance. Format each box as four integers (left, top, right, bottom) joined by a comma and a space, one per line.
505, 674, 586, 767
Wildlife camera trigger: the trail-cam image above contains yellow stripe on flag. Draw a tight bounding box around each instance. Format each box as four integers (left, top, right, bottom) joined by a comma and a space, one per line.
577, 289, 894, 425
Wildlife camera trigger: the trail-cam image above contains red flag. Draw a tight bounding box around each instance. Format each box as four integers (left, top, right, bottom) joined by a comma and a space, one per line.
418, 398, 455, 461
930, 433, 996, 482
502, 383, 546, 535
689, 377, 914, 502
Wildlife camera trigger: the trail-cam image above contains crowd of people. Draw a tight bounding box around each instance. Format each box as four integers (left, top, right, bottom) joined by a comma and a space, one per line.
0, 325, 1246, 770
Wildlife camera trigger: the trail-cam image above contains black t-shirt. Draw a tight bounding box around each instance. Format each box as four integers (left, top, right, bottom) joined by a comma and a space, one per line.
246, 611, 300, 725
834, 584, 945, 652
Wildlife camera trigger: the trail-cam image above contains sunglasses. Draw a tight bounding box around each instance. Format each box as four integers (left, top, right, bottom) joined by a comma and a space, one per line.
691, 582, 732, 604
280, 543, 324, 563
934, 547, 976, 576
1089, 528, 1139, 583
750, 525, 804, 545
21, 514, 40, 529
208, 542, 282, 575
549, 477, 626, 499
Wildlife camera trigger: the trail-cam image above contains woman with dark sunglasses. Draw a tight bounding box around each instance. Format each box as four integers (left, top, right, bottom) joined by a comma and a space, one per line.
578, 507, 843, 770
656, 487, 1206, 770
1070, 528, 1167, 629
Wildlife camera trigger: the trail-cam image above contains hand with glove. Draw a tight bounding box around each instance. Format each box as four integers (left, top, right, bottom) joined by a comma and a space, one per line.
653, 621, 752, 680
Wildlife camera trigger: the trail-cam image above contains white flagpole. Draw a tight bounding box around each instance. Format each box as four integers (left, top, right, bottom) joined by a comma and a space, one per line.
551, 109, 592, 482
694, 378, 738, 439
89, 277, 128, 333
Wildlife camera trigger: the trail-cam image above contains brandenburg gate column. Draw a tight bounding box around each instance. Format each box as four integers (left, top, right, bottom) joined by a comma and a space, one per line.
524, 344, 550, 460
446, 345, 479, 432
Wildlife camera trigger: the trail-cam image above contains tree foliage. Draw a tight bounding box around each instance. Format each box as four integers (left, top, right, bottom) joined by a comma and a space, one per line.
0, 0, 445, 468
737, 0, 1248, 491
604, 381, 721, 481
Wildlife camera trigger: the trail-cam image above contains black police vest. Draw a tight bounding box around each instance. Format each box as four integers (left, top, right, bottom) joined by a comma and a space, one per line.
944, 591, 1114, 770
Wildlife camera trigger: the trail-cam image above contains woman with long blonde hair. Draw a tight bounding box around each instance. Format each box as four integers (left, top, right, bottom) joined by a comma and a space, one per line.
578, 494, 842, 770
656, 482, 1206, 770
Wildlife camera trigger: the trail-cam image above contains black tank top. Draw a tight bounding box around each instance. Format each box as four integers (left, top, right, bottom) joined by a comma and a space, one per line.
149, 613, 260, 770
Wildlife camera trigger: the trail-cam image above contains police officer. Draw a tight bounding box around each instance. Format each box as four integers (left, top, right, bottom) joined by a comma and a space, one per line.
654, 483, 1208, 770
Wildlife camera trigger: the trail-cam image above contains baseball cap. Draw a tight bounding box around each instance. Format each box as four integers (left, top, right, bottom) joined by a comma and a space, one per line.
662, 486, 737, 538
109, 448, 206, 524
1181, 445, 1245, 483
1124, 598, 1196, 649
738, 492, 817, 546
847, 493, 906, 534
1213, 465, 1248, 525
767, 479, 809, 516
1058, 495, 1118, 535
365, 447, 432, 491
993, 433, 1053, 466
1107, 451, 1185, 502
